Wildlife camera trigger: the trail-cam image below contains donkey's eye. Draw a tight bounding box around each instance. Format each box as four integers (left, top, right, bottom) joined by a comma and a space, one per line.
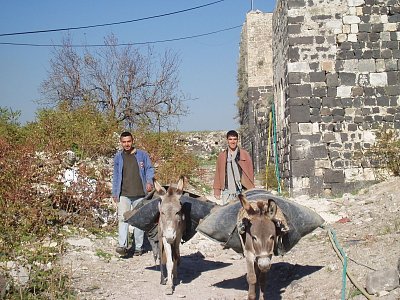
252, 236, 258, 241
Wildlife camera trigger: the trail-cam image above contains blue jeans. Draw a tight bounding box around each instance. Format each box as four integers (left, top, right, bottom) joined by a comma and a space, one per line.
118, 196, 144, 250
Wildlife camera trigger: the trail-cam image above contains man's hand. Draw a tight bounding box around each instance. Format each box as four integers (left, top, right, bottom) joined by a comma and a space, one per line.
112, 196, 119, 203
146, 183, 153, 193
214, 194, 221, 200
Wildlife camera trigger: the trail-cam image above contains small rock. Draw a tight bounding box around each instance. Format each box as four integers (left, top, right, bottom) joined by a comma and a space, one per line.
366, 268, 399, 294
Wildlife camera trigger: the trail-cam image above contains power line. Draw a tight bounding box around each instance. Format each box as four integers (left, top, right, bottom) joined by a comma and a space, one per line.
0, 0, 225, 37
0, 25, 242, 47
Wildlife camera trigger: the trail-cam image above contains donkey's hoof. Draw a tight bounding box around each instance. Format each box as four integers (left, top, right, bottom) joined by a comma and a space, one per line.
165, 285, 173, 295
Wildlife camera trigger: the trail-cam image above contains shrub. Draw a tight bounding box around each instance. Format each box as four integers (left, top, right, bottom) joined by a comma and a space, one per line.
132, 129, 200, 183
24, 103, 120, 159
359, 128, 400, 177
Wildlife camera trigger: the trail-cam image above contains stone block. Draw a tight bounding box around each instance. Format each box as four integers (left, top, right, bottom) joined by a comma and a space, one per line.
288, 62, 310, 73
323, 133, 336, 143
385, 85, 400, 96
310, 72, 326, 82
358, 59, 376, 72
326, 87, 336, 97
288, 97, 309, 106
289, 105, 310, 122
352, 87, 364, 96
382, 40, 399, 50
384, 23, 398, 32
289, 36, 314, 45
290, 134, 321, 145
387, 71, 400, 85
321, 61, 334, 72
359, 23, 371, 32
393, 50, 400, 59
315, 36, 325, 44
288, 16, 304, 24
339, 72, 356, 86
375, 59, 385, 72
364, 97, 376, 106
381, 49, 393, 59
386, 59, 398, 71
289, 84, 312, 97
288, 24, 301, 35
287, 0, 305, 8
337, 86, 352, 97
326, 73, 339, 87
371, 23, 384, 33
291, 159, 315, 177
342, 59, 359, 72
370, 73, 388, 86
324, 169, 345, 183
348, 33, 357, 42
322, 97, 342, 107
314, 87, 327, 97
310, 145, 328, 159
309, 98, 321, 108
288, 72, 302, 84
350, 24, 359, 33
289, 47, 300, 62
343, 15, 361, 24
348, 124, 358, 131
298, 123, 314, 135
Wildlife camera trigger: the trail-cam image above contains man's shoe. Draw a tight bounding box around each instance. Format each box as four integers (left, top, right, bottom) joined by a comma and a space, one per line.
133, 249, 143, 256
116, 246, 127, 255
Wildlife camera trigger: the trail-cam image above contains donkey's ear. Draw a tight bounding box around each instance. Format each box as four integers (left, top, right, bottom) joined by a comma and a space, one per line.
153, 178, 166, 196
266, 199, 277, 218
176, 176, 184, 195
239, 194, 255, 214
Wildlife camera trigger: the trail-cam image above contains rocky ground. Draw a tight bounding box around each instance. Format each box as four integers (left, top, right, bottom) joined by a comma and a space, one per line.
61, 177, 400, 300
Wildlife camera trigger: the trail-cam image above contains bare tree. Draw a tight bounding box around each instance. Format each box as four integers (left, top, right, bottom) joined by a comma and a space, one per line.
40, 34, 188, 129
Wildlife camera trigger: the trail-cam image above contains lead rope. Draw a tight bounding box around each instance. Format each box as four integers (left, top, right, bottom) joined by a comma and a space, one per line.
322, 225, 374, 300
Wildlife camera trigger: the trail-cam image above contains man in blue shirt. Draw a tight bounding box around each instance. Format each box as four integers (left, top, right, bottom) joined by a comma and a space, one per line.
112, 131, 155, 256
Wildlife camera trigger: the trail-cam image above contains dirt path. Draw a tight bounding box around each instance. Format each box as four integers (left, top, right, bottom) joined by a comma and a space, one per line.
61, 178, 400, 300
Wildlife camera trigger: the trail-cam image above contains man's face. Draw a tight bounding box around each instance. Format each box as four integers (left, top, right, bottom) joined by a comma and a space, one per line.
227, 135, 238, 151
120, 136, 134, 152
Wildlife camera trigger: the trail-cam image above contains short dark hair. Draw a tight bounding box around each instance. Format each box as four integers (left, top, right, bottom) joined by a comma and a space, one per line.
120, 131, 133, 139
226, 130, 238, 139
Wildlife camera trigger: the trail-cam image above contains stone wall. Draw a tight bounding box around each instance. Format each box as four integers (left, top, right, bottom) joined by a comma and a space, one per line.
238, 11, 274, 174
239, 0, 400, 196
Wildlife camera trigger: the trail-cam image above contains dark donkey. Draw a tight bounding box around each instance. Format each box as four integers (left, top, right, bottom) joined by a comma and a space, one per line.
237, 193, 278, 300
154, 177, 186, 295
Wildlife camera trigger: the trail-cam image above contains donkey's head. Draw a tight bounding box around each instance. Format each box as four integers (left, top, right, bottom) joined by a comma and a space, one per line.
154, 177, 185, 244
238, 194, 277, 272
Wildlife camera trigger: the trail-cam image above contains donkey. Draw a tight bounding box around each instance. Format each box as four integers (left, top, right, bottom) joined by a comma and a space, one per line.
154, 177, 186, 295
237, 194, 278, 300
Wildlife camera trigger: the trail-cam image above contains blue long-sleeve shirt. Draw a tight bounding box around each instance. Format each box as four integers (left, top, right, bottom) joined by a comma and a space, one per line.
112, 149, 155, 198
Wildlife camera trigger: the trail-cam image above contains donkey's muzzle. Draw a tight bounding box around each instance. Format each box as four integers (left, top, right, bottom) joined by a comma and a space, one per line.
164, 228, 176, 243
256, 255, 272, 272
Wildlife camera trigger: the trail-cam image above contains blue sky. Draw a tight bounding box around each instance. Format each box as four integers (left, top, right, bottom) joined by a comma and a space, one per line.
0, 0, 275, 132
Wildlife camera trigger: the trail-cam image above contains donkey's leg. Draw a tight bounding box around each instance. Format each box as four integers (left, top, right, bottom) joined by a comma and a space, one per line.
159, 241, 166, 285
258, 269, 268, 300
172, 243, 179, 285
246, 258, 257, 300
162, 237, 174, 295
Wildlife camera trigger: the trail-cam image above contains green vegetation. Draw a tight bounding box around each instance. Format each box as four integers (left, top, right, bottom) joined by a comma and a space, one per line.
95, 249, 113, 262
356, 127, 400, 178
0, 104, 199, 298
